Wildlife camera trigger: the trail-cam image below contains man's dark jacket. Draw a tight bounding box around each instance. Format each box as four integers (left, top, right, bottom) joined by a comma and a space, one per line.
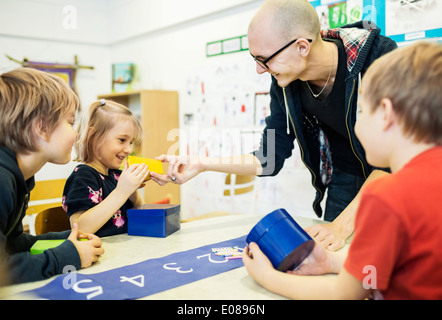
253, 21, 398, 217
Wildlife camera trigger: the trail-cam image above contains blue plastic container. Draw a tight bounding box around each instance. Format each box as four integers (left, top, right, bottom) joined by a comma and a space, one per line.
127, 204, 180, 238
246, 208, 314, 271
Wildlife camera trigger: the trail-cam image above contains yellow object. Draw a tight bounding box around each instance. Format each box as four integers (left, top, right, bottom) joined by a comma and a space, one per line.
128, 155, 164, 180
26, 179, 66, 215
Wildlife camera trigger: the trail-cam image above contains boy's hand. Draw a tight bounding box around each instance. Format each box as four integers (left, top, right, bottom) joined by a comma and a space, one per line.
243, 241, 340, 280
68, 223, 104, 268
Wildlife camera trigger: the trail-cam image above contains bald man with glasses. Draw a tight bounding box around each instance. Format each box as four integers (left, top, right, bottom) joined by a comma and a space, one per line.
152, 0, 397, 251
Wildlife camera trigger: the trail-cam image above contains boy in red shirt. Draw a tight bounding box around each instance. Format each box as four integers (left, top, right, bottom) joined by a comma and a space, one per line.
243, 41, 442, 299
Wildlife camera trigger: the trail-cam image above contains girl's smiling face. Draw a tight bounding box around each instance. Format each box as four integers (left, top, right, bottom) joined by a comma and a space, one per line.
92, 116, 137, 173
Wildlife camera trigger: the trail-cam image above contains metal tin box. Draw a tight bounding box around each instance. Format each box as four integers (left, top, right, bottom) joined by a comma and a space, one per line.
246, 208, 314, 271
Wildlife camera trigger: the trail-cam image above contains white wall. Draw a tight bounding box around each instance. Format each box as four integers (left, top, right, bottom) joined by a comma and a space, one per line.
0, 0, 113, 180
0, 0, 110, 44
108, 0, 260, 44
109, 0, 264, 91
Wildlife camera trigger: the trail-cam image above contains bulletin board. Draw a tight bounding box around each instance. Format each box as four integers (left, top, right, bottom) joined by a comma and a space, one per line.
309, 0, 442, 44
378, 0, 442, 44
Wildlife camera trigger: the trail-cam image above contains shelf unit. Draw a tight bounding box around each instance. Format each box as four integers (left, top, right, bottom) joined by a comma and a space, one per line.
97, 90, 180, 204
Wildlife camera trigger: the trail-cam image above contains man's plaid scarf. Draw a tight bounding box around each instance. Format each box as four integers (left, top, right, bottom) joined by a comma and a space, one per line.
321, 27, 371, 73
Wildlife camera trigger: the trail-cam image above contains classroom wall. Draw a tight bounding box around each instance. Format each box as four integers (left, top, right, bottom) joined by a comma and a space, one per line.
108, 0, 317, 219
0, 0, 113, 180
109, 0, 263, 91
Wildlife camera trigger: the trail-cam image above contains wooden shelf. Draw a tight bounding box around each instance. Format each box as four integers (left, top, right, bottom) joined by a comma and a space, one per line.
98, 90, 143, 98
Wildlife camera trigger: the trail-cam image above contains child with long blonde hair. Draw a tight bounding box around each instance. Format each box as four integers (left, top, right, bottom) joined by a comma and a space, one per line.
62, 99, 149, 236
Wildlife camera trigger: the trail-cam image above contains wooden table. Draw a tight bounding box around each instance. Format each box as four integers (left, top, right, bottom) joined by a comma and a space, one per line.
1, 214, 327, 300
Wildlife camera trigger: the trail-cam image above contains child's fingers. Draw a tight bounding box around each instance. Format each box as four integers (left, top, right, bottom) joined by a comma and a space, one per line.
123, 161, 129, 171
139, 164, 149, 178
132, 164, 150, 182
78, 232, 88, 239
128, 163, 147, 174
89, 236, 103, 249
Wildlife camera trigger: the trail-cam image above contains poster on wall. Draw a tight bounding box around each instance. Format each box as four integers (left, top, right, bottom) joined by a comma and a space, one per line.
313, 0, 363, 29
384, 0, 442, 43
112, 63, 137, 93
310, 0, 442, 44
30, 63, 74, 89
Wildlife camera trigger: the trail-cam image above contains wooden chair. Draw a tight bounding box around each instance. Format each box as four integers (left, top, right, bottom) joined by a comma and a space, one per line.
224, 173, 256, 216
26, 179, 67, 235
223, 174, 255, 196
26, 179, 66, 215
34, 206, 71, 235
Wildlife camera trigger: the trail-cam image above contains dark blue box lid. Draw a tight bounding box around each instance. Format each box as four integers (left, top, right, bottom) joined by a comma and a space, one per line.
128, 204, 180, 217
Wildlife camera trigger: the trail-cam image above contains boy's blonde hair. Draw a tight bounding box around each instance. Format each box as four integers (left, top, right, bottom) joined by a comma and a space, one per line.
362, 41, 442, 145
0, 67, 79, 153
74, 100, 142, 163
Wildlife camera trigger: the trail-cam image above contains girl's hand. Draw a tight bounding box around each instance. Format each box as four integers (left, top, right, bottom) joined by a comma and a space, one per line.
116, 161, 150, 197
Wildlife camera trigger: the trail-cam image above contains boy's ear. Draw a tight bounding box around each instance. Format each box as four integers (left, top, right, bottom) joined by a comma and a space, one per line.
381, 98, 396, 132
34, 118, 50, 142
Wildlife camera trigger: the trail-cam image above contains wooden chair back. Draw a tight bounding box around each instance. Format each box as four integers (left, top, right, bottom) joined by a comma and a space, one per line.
26, 179, 66, 215
34, 206, 71, 235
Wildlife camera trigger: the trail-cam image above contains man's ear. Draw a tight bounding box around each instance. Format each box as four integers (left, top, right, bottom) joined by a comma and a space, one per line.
380, 98, 396, 132
296, 38, 311, 57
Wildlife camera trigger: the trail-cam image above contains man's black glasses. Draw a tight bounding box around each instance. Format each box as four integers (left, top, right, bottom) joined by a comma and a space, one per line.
251, 38, 312, 70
